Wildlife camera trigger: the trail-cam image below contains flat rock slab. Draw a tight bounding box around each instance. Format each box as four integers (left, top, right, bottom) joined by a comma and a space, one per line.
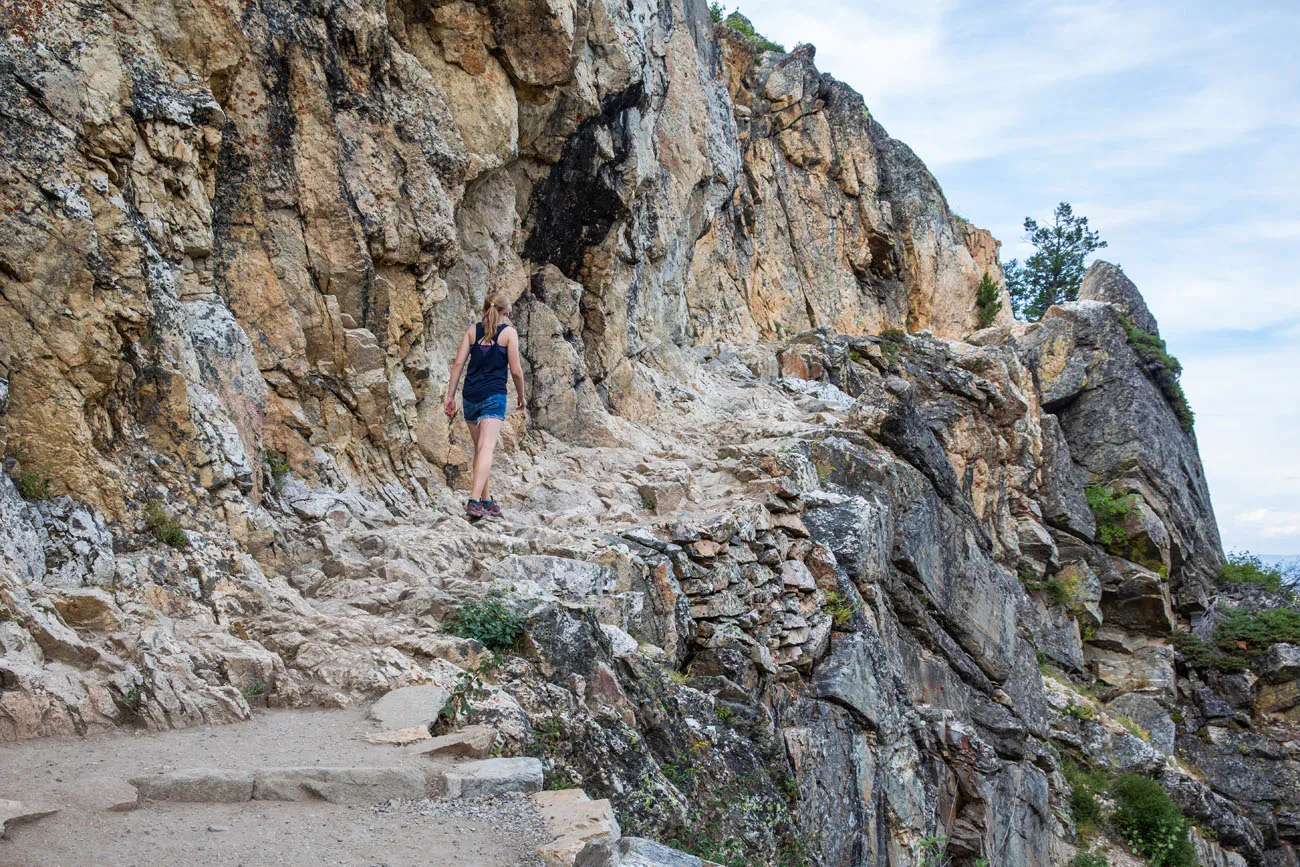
419, 725, 497, 760
252, 767, 426, 803
363, 726, 432, 746
536, 788, 620, 867
131, 769, 254, 803
443, 758, 543, 798
367, 684, 449, 731
576, 836, 703, 867
0, 799, 59, 836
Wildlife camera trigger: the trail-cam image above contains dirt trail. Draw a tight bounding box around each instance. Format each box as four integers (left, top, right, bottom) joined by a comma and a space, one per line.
0, 709, 545, 867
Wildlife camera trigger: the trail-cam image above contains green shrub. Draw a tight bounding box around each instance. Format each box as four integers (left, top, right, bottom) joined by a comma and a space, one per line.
264, 449, 291, 485
722, 10, 785, 53
145, 501, 189, 549
1120, 315, 1194, 432
823, 590, 858, 629
1070, 853, 1109, 867
17, 470, 52, 500
975, 272, 1003, 328
444, 592, 525, 650
709, 1, 724, 22
1085, 485, 1134, 549
1214, 607, 1300, 657
1219, 552, 1285, 593
1062, 760, 1108, 836
1111, 774, 1196, 867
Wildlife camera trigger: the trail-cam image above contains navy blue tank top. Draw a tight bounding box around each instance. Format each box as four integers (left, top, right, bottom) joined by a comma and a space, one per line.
463, 323, 509, 402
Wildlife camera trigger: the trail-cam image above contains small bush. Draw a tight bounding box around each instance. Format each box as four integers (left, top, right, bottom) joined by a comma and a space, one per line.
1219, 552, 1285, 593
240, 681, 266, 699
1065, 703, 1093, 721
1111, 774, 1196, 867
264, 449, 291, 486
1171, 628, 1249, 673
443, 592, 525, 650
709, 1, 724, 22
145, 501, 189, 549
722, 10, 784, 53
1062, 760, 1108, 833
975, 272, 1003, 328
1120, 315, 1194, 433
17, 470, 52, 500
1085, 485, 1134, 549
1070, 854, 1109, 867
879, 328, 905, 366
1214, 607, 1300, 657
823, 590, 858, 629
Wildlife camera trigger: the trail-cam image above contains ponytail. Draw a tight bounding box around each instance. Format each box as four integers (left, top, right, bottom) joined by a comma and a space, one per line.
481, 293, 508, 344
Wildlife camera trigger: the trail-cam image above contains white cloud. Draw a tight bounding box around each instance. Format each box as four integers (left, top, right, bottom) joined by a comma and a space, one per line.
1233, 509, 1300, 539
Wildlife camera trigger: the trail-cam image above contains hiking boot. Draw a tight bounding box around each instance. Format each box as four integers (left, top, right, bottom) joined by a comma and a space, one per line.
465, 499, 488, 519
482, 499, 502, 518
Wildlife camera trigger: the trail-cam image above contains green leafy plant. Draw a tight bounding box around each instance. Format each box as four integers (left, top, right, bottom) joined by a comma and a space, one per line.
1111, 774, 1196, 867
145, 501, 190, 549
1119, 315, 1194, 432
878, 328, 905, 367
1085, 485, 1134, 549
1070, 853, 1109, 867
240, 681, 266, 699
1004, 202, 1106, 321
1062, 760, 1109, 837
709, 1, 724, 22
1064, 703, 1093, 721
264, 449, 291, 486
443, 591, 525, 650
1214, 607, 1300, 657
1218, 552, 1287, 593
1171, 628, 1248, 673
722, 9, 785, 53
5, 438, 54, 500
974, 271, 1003, 328
823, 590, 858, 629
1113, 714, 1151, 742
714, 704, 734, 723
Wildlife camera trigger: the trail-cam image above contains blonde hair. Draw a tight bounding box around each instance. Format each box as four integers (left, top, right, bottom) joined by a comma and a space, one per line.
480, 293, 508, 344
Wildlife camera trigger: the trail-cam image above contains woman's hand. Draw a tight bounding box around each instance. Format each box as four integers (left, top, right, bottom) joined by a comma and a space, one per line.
444, 396, 457, 419
516, 395, 526, 413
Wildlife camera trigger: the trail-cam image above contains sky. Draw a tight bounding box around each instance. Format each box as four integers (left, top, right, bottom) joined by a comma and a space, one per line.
735, 0, 1300, 555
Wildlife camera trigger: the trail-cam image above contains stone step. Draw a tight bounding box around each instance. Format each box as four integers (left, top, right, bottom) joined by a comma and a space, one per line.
0, 799, 59, 836
440, 757, 544, 799
131, 766, 426, 805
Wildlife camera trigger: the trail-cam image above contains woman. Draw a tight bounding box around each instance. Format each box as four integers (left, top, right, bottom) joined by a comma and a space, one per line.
444, 293, 526, 519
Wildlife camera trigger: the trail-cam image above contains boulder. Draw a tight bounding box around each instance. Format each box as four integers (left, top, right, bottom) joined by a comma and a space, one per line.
1253, 643, 1300, 684
536, 788, 621, 867
367, 684, 450, 732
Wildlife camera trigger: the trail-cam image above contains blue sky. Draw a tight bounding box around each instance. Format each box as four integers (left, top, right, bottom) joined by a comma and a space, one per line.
737, 0, 1300, 555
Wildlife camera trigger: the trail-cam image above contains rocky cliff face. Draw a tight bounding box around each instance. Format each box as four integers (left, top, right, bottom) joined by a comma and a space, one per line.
1, 0, 1296, 865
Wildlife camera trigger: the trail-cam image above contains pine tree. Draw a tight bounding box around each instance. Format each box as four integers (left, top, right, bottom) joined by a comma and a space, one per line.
975, 272, 1003, 328
1004, 203, 1106, 321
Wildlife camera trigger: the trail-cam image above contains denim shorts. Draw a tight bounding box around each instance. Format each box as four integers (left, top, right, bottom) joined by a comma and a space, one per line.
463, 392, 507, 423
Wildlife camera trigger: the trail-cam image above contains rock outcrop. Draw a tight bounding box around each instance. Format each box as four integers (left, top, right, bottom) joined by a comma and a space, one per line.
2, 0, 1296, 865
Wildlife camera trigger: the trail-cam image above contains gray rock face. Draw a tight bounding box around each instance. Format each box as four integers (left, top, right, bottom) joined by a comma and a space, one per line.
1080, 261, 1160, 334
1013, 300, 1223, 606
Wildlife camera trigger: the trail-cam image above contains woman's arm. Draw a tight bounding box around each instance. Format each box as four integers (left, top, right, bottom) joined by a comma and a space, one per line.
444, 328, 473, 417
504, 327, 526, 411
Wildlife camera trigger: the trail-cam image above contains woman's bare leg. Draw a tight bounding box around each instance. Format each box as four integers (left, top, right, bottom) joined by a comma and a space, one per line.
465, 420, 485, 501
469, 417, 503, 502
